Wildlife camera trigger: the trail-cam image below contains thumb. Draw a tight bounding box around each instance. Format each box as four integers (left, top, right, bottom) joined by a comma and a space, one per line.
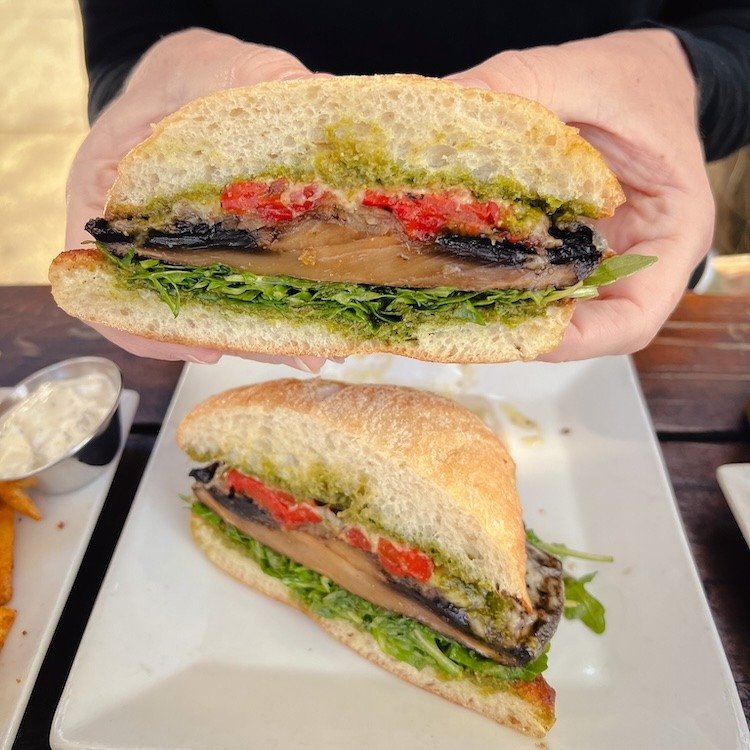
226, 42, 318, 88
446, 44, 596, 124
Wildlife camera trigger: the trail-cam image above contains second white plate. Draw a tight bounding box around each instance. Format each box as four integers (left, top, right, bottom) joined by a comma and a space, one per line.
0, 388, 138, 750
717, 463, 750, 549
51, 357, 748, 749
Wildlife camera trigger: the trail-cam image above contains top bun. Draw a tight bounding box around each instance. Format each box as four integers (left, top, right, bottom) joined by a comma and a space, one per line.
106, 74, 623, 219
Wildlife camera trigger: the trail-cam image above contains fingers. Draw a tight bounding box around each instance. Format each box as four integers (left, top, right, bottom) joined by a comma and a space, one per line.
292, 356, 331, 372
447, 30, 698, 146
86, 322, 338, 370
538, 297, 655, 362
446, 30, 713, 362
227, 43, 313, 88
447, 41, 633, 128
65, 29, 322, 249
87, 323, 223, 363
447, 44, 588, 121
538, 238, 694, 362
235, 353, 329, 373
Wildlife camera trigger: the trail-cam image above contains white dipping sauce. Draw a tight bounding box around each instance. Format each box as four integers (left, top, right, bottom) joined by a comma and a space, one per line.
0, 373, 119, 479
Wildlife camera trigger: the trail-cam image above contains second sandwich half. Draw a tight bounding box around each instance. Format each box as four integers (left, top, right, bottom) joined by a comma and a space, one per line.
178, 379, 568, 737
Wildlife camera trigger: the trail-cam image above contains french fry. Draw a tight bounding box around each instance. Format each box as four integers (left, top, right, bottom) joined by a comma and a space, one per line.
0, 503, 13, 605
0, 606, 16, 650
12, 477, 37, 489
0, 481, 42, 641
0, 481, 42, 521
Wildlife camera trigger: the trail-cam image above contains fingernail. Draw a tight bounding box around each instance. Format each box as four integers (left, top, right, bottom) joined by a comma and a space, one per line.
279, 70, 321, 81
292, 356, 316, 373
184, 354, 219, 364
281, 71, 333, 81
447, 76, 491, 91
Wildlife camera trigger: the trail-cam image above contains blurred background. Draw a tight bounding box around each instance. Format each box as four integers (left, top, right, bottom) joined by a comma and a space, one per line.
0, 0, 748, 289
0, 0, 88, 285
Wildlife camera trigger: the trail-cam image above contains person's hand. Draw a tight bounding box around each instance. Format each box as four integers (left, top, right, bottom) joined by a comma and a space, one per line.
448, 29, 714, 360
66, 28, 330, 370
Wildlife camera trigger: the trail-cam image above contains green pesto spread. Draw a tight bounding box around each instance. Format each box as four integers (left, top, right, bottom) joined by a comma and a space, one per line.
109, 118, 598, 225
237, 456, 367, 513
115, 182, 223, 224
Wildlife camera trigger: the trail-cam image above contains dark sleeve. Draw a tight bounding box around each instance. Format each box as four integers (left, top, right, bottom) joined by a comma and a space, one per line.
652, 2, 750, 160
79, 0, 217, 123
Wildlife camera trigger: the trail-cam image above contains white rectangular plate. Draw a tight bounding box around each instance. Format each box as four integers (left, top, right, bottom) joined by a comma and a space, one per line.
51, 357, 748, 749
717, 463, 750, 549
0, 388, 138, 750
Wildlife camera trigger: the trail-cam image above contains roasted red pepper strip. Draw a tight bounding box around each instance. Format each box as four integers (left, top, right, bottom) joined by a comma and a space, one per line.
226, 469, 321, 528
221, 179, 504, 242
362, 189, 503, 241
221, 179, 329, 222
227, 469, 432, 579
345, 526, 372, 552
377, 537, 434, 583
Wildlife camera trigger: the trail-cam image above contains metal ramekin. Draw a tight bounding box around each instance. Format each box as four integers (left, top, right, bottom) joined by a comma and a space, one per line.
0, 357, 123, 494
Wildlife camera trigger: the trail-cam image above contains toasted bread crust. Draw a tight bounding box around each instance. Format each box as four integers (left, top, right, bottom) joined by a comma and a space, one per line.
191, 513, 556, 737
48, 248, 573, 363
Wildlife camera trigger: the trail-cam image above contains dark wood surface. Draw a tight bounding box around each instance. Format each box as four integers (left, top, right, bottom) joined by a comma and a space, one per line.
633, 292, 750, 437
0, 287, 182, 426
1, 286, 749, 747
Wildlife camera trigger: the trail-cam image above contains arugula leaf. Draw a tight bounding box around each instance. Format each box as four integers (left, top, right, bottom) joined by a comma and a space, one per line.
563, 573, 607, 634
526, 529, 614, 562
98, 243, 655, 342
583, 254, 657, 287
444, 642, 548, 681
192, 501, 548, 687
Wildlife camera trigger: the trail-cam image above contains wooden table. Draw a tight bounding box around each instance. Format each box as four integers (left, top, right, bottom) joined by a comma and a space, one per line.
2, 286, 749, 747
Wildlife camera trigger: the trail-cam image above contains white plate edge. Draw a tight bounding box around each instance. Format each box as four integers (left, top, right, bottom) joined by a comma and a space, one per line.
620, 362, 749, 743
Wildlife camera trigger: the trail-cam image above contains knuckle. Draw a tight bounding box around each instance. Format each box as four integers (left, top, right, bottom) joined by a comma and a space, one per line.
634, 291, 682, 352
130, 29, 233, 89
231, 46, 305, 85
625, 316, 661, 353
631, 326, 659, 353
484, 50, 543, 98
615, 299, 667, 354
145, 28, 207, 60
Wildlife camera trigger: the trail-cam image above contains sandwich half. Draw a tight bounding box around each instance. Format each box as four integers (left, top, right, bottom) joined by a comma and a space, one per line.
178, 378, 564, 737
50, 75, 652, 363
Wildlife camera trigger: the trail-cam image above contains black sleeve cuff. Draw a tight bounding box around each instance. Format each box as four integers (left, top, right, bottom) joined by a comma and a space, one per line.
636, 20, 750, 161
671, 26, 750, 161
87, 56, 140, 123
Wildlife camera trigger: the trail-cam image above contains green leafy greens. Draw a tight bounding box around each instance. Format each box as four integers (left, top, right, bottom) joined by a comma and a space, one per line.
100, 243, 655, 344
582, 254, 657, 287
193, 501, 548, 688
526, 528, 612, 635
525, 529, 614, 563
562, 573, 607, 635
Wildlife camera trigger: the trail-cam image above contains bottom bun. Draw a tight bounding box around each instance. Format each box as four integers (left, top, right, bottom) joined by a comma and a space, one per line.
49, 248, 572, 363
191, 512, 556, 737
